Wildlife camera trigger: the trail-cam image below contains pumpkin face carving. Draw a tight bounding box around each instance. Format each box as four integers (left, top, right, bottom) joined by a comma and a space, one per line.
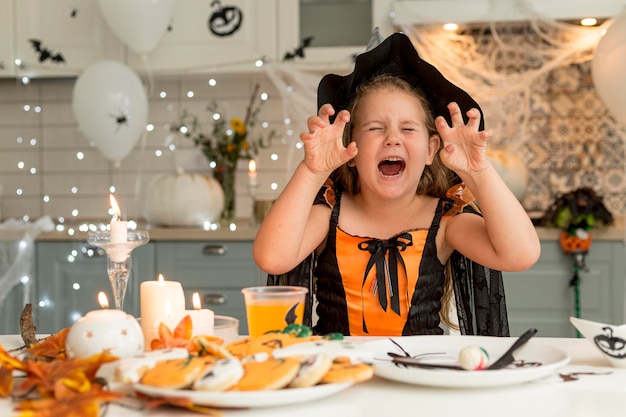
559, 230, 592, 254
594, 327, 626, 359
208, 1, 243, 37
141, 171, 224, 227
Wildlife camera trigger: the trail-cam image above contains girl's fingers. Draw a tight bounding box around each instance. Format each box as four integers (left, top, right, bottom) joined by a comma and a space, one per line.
465, 108, 482, 130
318, 103, 335, 120
447, 102, 464, 126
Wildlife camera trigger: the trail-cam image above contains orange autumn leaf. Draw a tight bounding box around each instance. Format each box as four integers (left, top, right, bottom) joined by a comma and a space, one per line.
150, 315, 194, 350
0, 367, 14, 397
25, 328, 70, 360
14, 385, 122, 417
0, 345, 28, 372
18, 352, 117, 397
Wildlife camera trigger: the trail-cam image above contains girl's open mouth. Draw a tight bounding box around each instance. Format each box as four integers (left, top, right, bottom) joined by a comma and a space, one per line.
378, 158, 406, 177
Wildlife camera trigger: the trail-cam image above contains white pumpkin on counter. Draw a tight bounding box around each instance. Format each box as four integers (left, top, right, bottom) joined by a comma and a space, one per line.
141, 168, 225, 227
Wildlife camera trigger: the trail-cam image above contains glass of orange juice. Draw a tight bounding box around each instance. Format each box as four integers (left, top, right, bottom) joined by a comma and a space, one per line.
241, 286, 308, 336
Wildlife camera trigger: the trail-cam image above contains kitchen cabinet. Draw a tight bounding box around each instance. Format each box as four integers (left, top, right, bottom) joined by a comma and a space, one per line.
126, 0, 278, 75
13, 0, 124, 77
154, 241, 263, 333
276, 0, 399, 71
34, 241, 155, 333
504, 240, 626, 338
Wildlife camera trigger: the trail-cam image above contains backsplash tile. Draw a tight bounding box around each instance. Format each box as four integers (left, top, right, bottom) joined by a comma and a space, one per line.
0, 60, 624, 226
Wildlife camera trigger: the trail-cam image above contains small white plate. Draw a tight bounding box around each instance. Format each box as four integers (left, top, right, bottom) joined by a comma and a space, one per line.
133, 382, 353, 408
363, 335, 570, 388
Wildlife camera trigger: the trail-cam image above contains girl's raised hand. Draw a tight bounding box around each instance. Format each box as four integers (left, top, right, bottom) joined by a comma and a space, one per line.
300, 104, 358, 175
435, 102, 492, 176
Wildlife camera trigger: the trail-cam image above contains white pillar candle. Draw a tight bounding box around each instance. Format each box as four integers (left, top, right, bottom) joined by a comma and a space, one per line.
109, 194, 128, 244
186, 292, 215, 337
140, 274, 186, 348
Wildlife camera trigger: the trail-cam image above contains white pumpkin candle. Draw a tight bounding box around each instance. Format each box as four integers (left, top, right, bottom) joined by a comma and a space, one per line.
140, 273, 186, 347
66, 292, 144, 359
186, 291, 215, 337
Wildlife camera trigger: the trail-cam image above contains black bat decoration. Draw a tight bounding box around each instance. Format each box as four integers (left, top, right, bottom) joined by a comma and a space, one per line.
283, 36, 314, 61
28, 39, 65, 64
284, 302, 300, 325
70, 8, 78, 18
208, 0, 243, 37
109, 111, 129, 133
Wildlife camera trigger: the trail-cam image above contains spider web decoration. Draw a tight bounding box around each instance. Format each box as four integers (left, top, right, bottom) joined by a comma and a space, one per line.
398, 16, 610, 153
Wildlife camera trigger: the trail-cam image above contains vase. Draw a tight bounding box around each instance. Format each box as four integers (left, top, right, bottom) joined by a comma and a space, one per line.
214, 164, 236, 225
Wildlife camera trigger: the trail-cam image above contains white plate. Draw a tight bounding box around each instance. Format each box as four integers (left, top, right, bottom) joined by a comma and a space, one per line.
133, 382, 353, 408
363, 335, 570, 388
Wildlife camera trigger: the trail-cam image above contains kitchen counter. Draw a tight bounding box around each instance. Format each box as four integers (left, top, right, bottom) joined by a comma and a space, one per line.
35, 217, 625, 242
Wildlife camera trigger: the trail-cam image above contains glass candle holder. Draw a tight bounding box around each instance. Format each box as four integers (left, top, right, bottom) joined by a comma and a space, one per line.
87, 230, 150, 311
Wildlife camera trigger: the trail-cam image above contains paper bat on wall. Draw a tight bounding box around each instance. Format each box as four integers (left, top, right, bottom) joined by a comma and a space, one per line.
283, 36, 314, 61
28, 39, 65, 64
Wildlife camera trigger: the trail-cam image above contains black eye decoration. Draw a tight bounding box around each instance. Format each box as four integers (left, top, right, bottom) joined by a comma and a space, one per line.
109, 111, 129, 133
594, 326, 626, 359
28, 39, 65, 64
208, 0, 243, 37
70, 8, 78, 18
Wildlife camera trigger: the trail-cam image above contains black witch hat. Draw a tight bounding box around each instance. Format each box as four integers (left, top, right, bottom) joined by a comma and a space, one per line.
317, 31, 484, 129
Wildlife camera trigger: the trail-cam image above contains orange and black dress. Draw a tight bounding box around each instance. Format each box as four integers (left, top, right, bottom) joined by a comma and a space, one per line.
267, 179, 510, 337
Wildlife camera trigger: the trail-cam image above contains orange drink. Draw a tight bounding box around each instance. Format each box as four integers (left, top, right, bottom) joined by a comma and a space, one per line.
241, 286, 308, 336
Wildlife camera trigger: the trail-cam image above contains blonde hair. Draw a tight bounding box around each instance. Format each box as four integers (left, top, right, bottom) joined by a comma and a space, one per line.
336, 74, 458, 330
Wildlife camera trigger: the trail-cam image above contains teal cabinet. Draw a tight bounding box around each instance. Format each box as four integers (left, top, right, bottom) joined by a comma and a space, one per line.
154, 241, 263, 333
34, 241, 155, 334
504, 241, 626, 338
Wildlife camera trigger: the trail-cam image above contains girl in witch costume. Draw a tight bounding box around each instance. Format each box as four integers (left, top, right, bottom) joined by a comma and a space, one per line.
253, 32, 540, 337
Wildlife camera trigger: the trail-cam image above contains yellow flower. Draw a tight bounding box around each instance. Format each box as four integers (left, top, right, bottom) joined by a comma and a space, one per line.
226, 144, 236, 153
230, 118, 247, 136
241, 140, 250, 151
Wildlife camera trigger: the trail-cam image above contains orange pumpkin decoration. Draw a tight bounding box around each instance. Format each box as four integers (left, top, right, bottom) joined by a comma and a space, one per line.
559, 230, 592, 254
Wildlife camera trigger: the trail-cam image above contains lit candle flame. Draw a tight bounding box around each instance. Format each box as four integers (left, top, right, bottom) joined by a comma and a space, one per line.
192, 292, 202, 310
98, 291, 109, 309
157, 273, 166, 285
109, 194, 122, 220
248, 159, 257, 174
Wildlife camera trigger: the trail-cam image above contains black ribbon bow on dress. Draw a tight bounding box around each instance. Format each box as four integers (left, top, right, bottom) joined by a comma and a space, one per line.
358, 232, 413, 317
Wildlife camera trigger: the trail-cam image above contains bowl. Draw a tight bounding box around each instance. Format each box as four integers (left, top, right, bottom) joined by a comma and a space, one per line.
214, 315, 239, 345
570, 316, 626, 368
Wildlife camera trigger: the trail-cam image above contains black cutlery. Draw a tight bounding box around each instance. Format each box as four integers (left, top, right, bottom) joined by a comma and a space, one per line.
486, 328, 538, 370
388, 328, 538, 371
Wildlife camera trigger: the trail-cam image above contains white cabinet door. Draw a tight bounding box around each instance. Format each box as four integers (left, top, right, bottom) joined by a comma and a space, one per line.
14, 0, 124, 77
126, 0, 277, 75
0, 0, 15, 76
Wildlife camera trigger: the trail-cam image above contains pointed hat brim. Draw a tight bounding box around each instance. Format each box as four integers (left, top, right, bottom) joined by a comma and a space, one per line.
317, 32, 484, 129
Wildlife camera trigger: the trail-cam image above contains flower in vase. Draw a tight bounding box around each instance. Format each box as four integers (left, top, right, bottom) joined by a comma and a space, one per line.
171, 84, 276, 223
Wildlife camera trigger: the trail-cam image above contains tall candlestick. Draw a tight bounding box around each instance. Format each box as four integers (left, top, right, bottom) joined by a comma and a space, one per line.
248, 159, 258, 188
109, 194, 128, 244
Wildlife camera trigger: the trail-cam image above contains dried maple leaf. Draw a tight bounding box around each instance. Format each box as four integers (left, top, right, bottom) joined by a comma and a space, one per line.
18, 352, 118, 398
25, 328, 70, 360
0, 367, 13, 397
150, 315, 194, 350
20, 303, 38, 348
14, 385, 122, 417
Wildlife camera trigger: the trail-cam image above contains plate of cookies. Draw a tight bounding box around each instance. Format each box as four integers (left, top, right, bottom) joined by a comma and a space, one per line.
364, 335, 570, 388
104, 326, 376, 408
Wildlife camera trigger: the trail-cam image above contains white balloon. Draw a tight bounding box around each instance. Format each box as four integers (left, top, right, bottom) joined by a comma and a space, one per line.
72, 61, 148, 163
592, 9, 626, 125
98, 0, 176, 55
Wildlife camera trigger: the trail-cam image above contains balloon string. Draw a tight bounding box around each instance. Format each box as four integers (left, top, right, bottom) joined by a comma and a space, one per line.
134, 127, 148, 220
142, 53, 155, 97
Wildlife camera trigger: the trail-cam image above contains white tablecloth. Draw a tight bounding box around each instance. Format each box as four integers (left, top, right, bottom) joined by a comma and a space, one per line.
0, 335, 623, 417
